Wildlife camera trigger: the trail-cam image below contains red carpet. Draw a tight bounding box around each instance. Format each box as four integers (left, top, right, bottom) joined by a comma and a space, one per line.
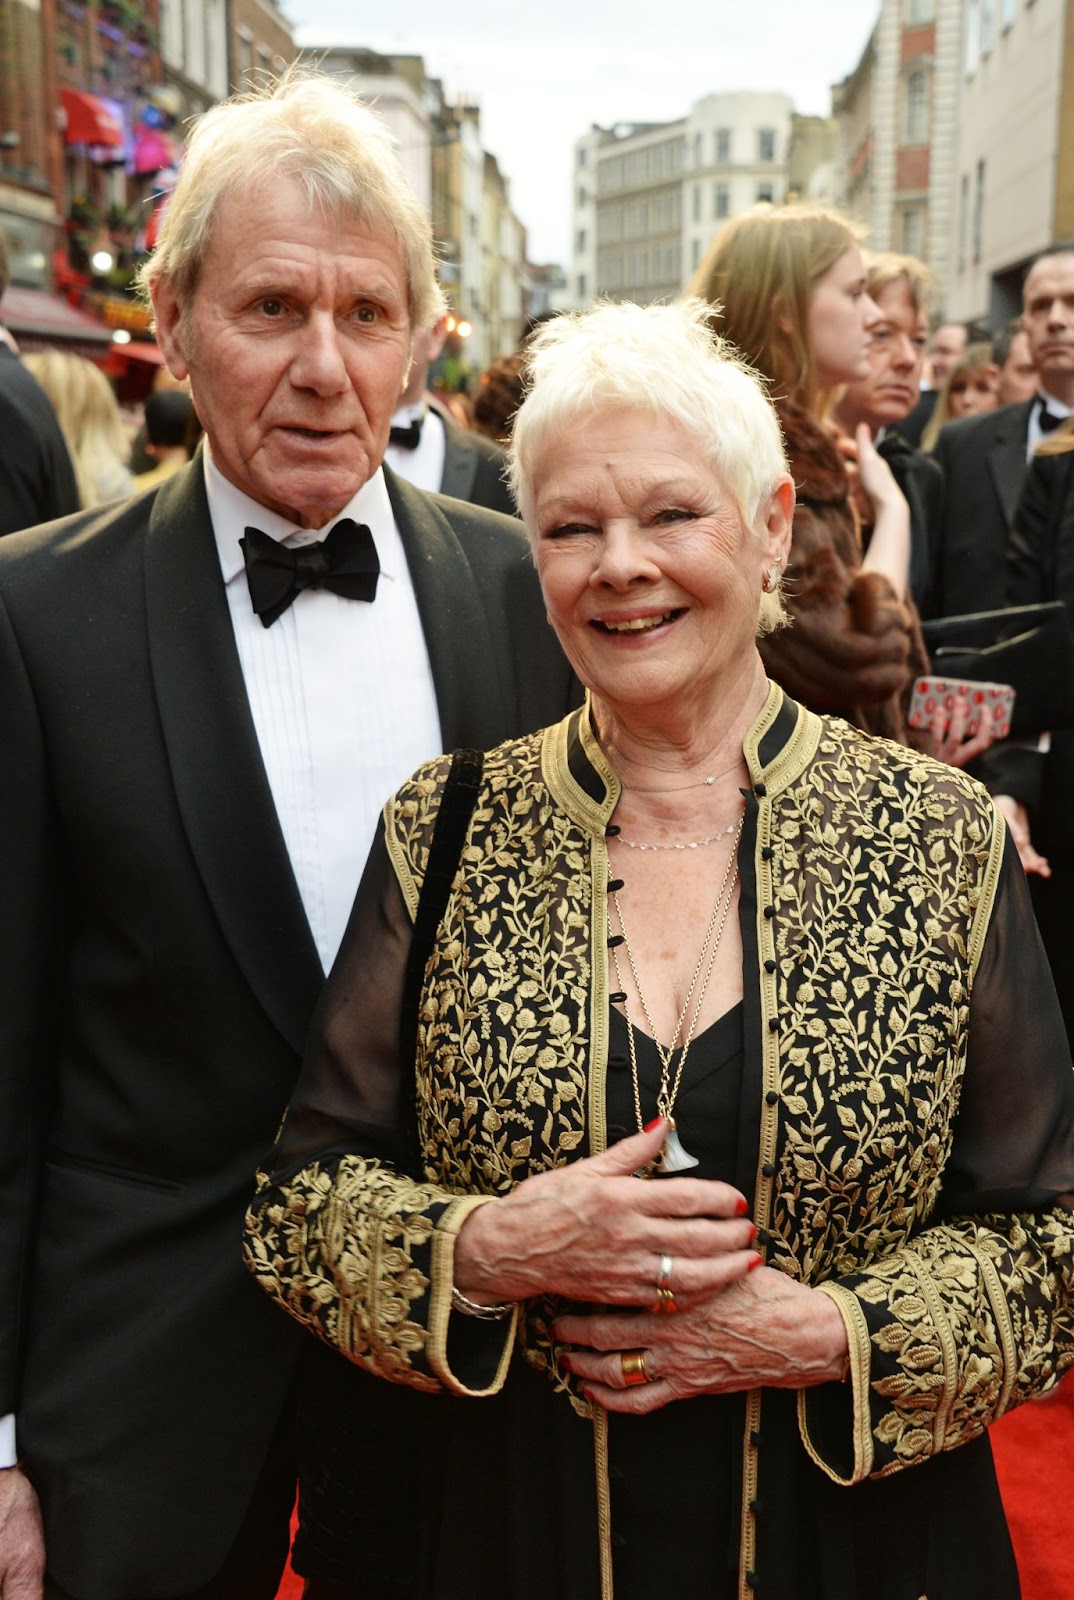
273, 1373, 1074, 1599
992, 1371, 1074, 1600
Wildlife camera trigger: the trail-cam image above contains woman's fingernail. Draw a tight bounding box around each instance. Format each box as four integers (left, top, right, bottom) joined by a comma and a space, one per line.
734, 1197, 750, 1216
748, 1223, 758, 1241
747, 1252, 764, 1270
643, 1116, 664, 1133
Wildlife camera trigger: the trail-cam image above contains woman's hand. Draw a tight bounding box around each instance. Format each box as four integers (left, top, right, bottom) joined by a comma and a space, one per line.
553, 1264, 849, 1413
452, 1121, 759, 1309
994, 793, 1051, 876
917, 692, 998, 769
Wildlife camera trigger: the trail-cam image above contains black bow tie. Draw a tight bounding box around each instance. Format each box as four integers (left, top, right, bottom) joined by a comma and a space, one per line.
1036, 396, 1067, 435
389, 417, 423, 449
240, 520, 380, 628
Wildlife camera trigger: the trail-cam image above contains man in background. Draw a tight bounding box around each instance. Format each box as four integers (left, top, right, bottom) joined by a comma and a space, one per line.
993, 319, 1039, 406
0, 231, 80, 533
384, 314, 515, 513
893, 319, 968, 447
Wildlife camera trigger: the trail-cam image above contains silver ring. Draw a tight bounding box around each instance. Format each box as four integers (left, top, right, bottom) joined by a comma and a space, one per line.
657, 1254, 673, 1289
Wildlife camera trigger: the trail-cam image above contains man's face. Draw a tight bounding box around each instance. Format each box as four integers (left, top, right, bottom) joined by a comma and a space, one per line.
153, 178, 412, 529
996, 330, 1038, 406
927, 324, 967, 388
1021, 254, 1074, 398
840, 279, 928, 430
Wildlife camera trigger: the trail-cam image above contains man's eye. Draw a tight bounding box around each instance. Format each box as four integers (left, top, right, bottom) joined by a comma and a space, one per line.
355, 305, 379, 323
259, 298, 284, 317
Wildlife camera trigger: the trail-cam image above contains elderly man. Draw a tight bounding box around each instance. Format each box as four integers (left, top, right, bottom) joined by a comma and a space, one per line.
0, 75, 575, 1600
892, 319, 968, 446
833, 251, 944, 618
932, 248, 1074, 616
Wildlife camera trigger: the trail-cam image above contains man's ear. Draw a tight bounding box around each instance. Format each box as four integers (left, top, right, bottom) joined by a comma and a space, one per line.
773, 293, 792, 338
151, 277, 190, 382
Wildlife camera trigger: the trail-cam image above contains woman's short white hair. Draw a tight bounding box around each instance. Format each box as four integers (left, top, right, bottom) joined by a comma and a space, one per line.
139, 71, 445, 331
510, 298, 788, 530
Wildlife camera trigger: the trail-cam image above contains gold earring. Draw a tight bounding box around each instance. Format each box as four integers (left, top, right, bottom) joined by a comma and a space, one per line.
762, 562, 781, 595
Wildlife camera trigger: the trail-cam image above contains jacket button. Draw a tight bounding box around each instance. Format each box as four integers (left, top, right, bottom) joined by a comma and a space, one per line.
765, 1090, 778, 1106
768, 1017, 779, 1031
764, 959, 776, 973
607, 878, 624, 893
763, 905, 775, 919
762, 1163, 776, 1179
761, 846, 774, 860
754, 783, 767, 797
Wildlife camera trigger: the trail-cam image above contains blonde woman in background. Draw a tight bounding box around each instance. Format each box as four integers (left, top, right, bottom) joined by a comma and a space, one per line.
22, 349, 133, 508
920, 342, 1000, 451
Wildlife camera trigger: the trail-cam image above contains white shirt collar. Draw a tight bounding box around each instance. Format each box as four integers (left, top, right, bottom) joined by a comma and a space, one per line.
203, 442, 401, 587
1038, 387, 1074, 419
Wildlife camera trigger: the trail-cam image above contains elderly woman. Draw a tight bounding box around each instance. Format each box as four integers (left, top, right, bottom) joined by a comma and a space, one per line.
245, 301, 1074, 1600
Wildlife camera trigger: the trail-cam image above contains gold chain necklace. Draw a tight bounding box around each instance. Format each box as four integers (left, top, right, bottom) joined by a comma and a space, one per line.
609, 812, 745, 1172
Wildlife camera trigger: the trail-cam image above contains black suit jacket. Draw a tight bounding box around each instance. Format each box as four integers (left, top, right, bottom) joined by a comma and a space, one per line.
0, 346, 79, 536
931, 400, 1034, 617
0, 460, 577, 1596
438, 412, 516, 515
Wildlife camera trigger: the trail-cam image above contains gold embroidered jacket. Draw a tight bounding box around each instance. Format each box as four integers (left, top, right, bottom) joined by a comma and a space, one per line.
245, 687, 1074, 1593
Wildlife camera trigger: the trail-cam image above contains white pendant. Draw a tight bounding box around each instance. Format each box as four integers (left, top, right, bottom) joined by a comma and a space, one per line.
659, 1123, 700, 1173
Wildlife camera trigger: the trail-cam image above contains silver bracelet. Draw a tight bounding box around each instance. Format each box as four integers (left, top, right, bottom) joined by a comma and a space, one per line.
450, 1284, 514, 1321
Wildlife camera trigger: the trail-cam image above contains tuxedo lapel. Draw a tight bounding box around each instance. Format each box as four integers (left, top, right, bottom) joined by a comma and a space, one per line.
437, 417, 479, 503
384, 467, 511, 749
143, 463, 323, 1056
988, 401, 1033, 530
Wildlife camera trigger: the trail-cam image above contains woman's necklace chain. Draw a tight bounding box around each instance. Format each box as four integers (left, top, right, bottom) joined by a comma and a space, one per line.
609, 812, 745, 1151
619, 755, 743, 796
616, 819, 738, 852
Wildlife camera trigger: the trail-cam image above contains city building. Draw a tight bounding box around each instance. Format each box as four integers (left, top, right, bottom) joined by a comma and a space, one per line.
229, 0, 295, 94
570, 92, 801, 307
158, 0, 227, 120
945, 0, 1074, 326
831, 0, 962, 308
309, 44, 531, 371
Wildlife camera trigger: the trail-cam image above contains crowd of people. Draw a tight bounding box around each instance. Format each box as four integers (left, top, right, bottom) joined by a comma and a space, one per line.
0, 67, 1072, 1600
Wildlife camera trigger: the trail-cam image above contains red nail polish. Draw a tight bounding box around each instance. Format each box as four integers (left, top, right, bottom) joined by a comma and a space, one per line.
747, 1252, 763, 1270
643, 1116, 664, 1133
734, 1197, 750, 1217
748, 1223, 758, 1242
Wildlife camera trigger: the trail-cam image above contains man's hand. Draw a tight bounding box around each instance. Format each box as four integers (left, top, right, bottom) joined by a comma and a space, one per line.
0, 1468, 44, 1599
994, 794, 1051, 877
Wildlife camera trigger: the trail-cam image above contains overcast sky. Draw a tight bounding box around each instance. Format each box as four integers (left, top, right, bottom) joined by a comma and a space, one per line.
288, 2, 877, 264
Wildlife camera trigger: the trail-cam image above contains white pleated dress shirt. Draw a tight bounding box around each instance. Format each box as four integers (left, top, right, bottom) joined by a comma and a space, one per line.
207, 446, 443, 974
384, 403, 447, 495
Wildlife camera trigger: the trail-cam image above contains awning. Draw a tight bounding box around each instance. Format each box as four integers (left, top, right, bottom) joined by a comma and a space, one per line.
113, 339, 164, 365
60, 88, 124, 148
0, 284, 113, 351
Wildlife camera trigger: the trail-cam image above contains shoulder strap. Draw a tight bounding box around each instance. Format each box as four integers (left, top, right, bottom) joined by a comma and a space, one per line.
398, 747, 484, 1171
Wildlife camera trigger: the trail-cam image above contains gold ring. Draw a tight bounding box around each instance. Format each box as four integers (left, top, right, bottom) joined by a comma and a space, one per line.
620, 1348, 650, 1386
650, 1286, 678, 1315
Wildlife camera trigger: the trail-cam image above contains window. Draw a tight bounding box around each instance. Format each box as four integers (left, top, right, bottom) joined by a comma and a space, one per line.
981, 0, 996, 52
1001, 0, 1016, 24
691, 238, 701, 270
957, 173, 969, 273
713, 182, 730, 219
901, 207, 924, 257
576, 273, 587, 300
757, 128, 776, 162
715, 128, 731, 163
904, 0, 934, 18
965, 0, 981, 73
577, 147, 588, 168
973, 159, 985, 264
577, 185, 587, 208
905, 70, 928, 143
756, 182, 774, 203
693, 132, 702, 166
235, 25, 254, 84
576, 228, 586, 253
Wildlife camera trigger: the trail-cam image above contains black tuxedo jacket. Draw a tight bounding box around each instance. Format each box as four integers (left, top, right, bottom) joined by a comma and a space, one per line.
0, 460, 577, 1597
438, 412, 516, 516
0, 346, 79, 536
931, 399, 1034, 617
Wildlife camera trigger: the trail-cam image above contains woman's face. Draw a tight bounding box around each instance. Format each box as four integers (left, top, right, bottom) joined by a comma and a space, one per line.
948, 368, 998, 418
808, 245, 878, 389
530, 409, 791, 723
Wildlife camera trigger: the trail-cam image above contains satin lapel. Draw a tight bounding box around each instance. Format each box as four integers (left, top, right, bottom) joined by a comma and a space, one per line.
988, 401, 1033, 530
384, 466, 509, 750
143, 464, 324, 1055
437, 420, 479, 503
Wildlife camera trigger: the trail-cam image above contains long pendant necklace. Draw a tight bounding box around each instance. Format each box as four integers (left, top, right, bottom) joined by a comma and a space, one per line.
609, 812, 745, 1172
